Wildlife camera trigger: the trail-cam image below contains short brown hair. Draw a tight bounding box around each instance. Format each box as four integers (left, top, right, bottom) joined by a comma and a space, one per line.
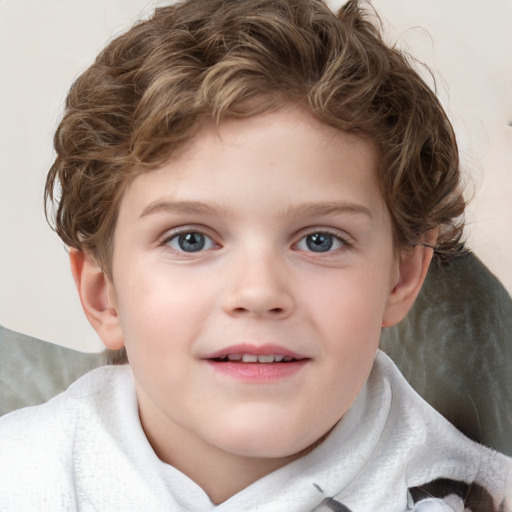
45, 0, 465, 274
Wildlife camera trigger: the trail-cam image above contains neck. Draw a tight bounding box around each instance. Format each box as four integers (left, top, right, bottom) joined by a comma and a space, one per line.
141, 416, 300, 504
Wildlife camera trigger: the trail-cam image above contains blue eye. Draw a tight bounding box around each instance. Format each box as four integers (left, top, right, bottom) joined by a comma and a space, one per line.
296, 232, 345, 253
166, 231, 215, 253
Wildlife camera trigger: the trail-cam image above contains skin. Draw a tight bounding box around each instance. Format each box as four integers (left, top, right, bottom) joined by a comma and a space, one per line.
71, 107, 434, 504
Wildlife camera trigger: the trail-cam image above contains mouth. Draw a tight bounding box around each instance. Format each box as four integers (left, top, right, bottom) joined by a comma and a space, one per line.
203, 344, 308, 363
211, 354, 301, 363
202, 344, 309, 381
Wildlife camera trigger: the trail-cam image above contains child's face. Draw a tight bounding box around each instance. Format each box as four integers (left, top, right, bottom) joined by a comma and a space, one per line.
106, 107, 402, 466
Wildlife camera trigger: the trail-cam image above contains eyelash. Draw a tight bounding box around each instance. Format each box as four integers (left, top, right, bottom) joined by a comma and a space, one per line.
294, 230, 351, 254
160, 228, 218, 254
158, 227, 352, 255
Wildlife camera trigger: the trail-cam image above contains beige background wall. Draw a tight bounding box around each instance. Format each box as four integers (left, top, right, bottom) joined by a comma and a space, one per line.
1, 0, 511, 352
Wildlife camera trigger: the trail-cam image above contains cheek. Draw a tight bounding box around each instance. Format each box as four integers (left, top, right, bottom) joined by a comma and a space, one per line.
114, 263, 216, 351
303, 266, 392, 331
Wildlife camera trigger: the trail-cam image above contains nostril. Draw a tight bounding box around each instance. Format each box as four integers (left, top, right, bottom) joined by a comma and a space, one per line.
223, 290, 293, 318
230, 306, 285, 316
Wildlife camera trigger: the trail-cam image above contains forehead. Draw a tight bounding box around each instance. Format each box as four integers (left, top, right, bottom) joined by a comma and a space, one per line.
115, 108, 389, 238
125, 109, 380, 203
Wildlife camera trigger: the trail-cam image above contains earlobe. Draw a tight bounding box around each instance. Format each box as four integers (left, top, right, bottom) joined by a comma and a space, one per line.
382, 230, 437, 328
69, 248, 125, 350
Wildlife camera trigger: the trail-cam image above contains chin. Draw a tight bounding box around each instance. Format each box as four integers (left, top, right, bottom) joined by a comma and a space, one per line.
227, 442, 308, 461
214, 423, 324, 460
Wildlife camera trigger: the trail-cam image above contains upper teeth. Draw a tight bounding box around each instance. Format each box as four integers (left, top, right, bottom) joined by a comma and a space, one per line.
218, 354, 294, 363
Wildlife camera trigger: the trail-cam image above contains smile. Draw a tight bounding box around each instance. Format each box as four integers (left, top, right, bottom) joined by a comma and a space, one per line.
203, 344, 308, 363
203, 344, 310, 381
212, 354, 298, 363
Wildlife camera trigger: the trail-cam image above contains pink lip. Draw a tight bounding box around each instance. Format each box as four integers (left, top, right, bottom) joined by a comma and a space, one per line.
202, 343, 307, 360
206, 359, 308, 382
202, 344, 310, 382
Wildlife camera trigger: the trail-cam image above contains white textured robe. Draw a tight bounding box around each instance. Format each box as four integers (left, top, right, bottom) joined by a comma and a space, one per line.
0, 351, 510, 511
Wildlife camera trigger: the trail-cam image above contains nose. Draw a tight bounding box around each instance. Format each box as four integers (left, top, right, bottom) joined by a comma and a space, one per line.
222, 251, 295, 319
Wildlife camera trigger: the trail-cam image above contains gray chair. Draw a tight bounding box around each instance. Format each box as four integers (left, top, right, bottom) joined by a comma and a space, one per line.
0, 327, 107, 416
381, 252, 512, 456
1, 251, 511, 456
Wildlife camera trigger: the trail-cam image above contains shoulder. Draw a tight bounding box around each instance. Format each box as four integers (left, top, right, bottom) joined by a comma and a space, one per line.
0, 365, 133, 509
0, 364, 130, 430
373, 351, 512, 512
0, 364, 132, 441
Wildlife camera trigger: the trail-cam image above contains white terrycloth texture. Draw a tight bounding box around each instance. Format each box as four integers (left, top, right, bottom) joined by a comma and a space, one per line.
411, 495, 468, 512
0, 351, 510, 511
412, 498, 458, 512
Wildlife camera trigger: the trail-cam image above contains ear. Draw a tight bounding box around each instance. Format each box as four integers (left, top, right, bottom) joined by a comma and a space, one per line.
69, 248, 125, 350
382, 230, 437, 328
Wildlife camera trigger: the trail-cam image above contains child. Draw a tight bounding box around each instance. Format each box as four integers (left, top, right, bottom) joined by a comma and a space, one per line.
0, 0, 510, 510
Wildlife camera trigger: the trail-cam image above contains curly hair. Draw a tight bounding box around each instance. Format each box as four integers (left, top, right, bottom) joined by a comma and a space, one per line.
45, 0, 466, 274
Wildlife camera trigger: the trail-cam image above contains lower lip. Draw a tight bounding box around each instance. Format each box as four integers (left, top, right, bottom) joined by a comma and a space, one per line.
205, 360, 308, 382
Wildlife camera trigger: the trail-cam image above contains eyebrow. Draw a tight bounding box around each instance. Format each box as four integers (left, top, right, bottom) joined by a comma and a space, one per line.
281, 201, 373, 220
139, 200, 372, 220
139, 200, 229, 218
